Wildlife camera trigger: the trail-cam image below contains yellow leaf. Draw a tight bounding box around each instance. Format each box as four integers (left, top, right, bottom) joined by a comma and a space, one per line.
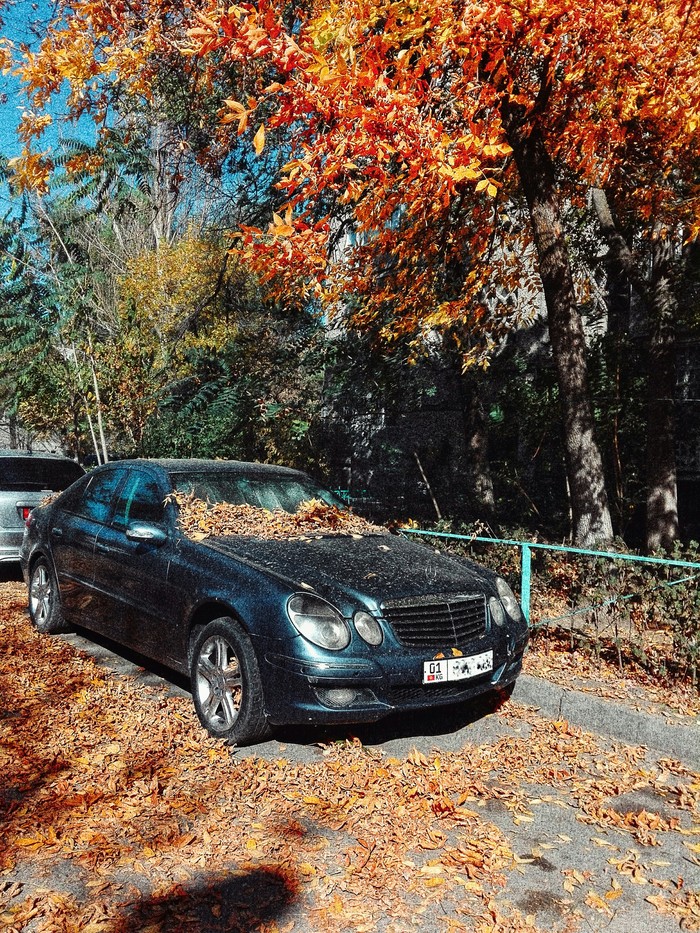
646, 894, 668, 909
224, 98, 247, 115
424, 876, 445, 887
329, 894, 344, 914
253, 123, 265, 155
15, 836, 42, 848
586, 891, 613, 915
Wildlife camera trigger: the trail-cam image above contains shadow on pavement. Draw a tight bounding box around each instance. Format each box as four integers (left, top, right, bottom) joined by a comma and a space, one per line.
114, 864, 299, 932
0, 564, 24, 584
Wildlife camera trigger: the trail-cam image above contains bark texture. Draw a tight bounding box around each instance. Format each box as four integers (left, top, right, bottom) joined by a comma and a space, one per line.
459, 374, 496, 526
504, 117, 613, 545
646, 231, 678, 552
591, 190, 679, 551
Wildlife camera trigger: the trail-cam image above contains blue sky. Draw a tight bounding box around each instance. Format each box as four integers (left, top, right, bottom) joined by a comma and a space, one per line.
0, 0, 48, 159
0, 0, 82, 212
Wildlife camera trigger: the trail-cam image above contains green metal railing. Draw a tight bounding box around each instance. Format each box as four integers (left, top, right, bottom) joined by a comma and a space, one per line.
400, 529, 700, 625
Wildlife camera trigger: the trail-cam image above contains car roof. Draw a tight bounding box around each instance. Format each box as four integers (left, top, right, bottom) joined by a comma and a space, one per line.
103, 458, 310, 478
0, 450, 80, 462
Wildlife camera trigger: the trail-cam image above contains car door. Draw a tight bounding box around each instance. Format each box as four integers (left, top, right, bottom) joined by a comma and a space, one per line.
49, 468, 128, 623
91, 466, 177, 660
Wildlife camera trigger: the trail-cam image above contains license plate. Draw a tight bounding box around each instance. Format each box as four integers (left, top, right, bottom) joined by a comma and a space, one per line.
422, 650, 493, 685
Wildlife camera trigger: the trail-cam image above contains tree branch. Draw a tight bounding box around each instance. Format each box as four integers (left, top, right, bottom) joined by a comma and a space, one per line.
590, 188, 649, 308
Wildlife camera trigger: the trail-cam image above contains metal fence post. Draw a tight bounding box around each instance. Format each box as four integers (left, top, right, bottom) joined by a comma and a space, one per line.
520, 544, 532, 624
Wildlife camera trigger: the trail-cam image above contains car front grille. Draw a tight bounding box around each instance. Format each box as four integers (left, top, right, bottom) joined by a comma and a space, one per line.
389, 681, 487, 703
380, 594, 487, 648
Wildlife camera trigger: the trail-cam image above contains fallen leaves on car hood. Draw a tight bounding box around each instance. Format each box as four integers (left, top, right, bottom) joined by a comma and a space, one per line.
171, 491, 388, 540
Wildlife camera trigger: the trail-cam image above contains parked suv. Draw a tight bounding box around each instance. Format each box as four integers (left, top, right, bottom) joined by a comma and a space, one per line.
0, 451, 85, 562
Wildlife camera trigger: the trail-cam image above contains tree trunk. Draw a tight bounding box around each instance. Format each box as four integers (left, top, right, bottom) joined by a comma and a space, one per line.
459, 373, 497, 527
590, 190, 679, 551
504, 116, 613, 545
646, 230, 678, 552
590, 188, 633, 523
9, 414, 19, 450
591, 189, 648, 309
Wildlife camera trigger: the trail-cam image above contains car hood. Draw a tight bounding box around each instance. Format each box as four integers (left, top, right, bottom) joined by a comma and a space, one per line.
202, 533, 493, 607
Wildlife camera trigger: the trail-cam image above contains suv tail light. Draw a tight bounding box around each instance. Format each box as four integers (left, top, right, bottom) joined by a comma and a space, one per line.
20, 506, 33, 523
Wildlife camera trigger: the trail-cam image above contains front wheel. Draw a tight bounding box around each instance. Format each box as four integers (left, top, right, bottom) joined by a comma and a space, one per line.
190, 617, 271, 746
28, 558, 69, 634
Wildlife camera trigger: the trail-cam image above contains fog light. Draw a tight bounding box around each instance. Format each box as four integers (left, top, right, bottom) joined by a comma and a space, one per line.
316, 687, 359, 708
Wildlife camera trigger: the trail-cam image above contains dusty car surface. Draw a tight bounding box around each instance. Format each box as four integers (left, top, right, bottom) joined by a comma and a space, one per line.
0, 451, 85, 562
20, 458, 528, 744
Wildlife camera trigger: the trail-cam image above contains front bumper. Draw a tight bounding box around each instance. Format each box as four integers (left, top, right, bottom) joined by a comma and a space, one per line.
261, 631, 528, 726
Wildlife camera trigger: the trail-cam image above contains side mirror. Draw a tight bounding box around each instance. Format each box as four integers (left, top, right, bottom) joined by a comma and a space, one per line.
125, 521, 168, 546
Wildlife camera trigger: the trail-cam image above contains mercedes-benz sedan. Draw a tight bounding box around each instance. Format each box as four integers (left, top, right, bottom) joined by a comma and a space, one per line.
20, 459, 528, 745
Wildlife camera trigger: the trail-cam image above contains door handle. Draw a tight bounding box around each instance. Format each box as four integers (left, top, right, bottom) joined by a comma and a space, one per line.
51, 527, 64, 538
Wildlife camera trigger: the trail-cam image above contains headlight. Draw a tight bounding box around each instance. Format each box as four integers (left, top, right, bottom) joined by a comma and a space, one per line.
354, 610, 383, 646
489, 596, 506, 627
287, 594, 351, 650
496, 577, 524, 622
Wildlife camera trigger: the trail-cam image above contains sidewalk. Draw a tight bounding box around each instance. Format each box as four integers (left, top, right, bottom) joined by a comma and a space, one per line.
513, 672, 700, 769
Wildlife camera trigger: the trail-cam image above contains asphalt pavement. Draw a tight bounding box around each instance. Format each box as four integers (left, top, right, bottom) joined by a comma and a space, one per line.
30, 626, 700, 932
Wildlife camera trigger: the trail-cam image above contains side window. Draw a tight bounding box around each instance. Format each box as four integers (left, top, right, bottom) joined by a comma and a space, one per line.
112, 471, 166, 530
55, 473, 92, 512
72, 470, 125, 524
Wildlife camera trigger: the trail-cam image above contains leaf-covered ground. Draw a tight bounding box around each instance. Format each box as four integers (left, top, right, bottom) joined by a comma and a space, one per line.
524, 630, 700, 722
1, 579, 699, 933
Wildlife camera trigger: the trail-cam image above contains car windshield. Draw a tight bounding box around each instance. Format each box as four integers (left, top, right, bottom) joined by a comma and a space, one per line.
169, 470, 346, 514
0, 458, 84, 492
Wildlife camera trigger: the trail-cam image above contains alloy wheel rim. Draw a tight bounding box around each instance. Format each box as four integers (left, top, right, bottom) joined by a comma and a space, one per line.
195, 635, 243, 730
30, 565, 51, 626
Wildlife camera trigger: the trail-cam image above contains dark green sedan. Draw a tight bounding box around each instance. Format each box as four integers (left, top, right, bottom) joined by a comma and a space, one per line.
20, 459, 528, 745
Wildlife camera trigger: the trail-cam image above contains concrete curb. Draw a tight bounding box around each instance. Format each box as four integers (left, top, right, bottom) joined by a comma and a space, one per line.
512, 673, 700, 770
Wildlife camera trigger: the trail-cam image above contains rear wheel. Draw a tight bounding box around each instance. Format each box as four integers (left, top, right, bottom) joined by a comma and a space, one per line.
190, 617, 271, 746
28, 558, 69, 634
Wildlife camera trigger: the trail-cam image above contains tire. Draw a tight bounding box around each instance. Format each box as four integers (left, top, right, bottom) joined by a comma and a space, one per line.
28, 558, 69, 634
190, 617, 271, 746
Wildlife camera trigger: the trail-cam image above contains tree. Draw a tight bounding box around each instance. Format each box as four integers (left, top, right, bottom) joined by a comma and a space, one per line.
182, 0, 700, 545
7, 0, 700, 543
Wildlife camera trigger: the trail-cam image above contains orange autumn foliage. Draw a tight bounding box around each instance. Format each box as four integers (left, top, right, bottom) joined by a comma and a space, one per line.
6, 0, 700, 352
171, 491, 387, 540
182, 0, 700, 355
